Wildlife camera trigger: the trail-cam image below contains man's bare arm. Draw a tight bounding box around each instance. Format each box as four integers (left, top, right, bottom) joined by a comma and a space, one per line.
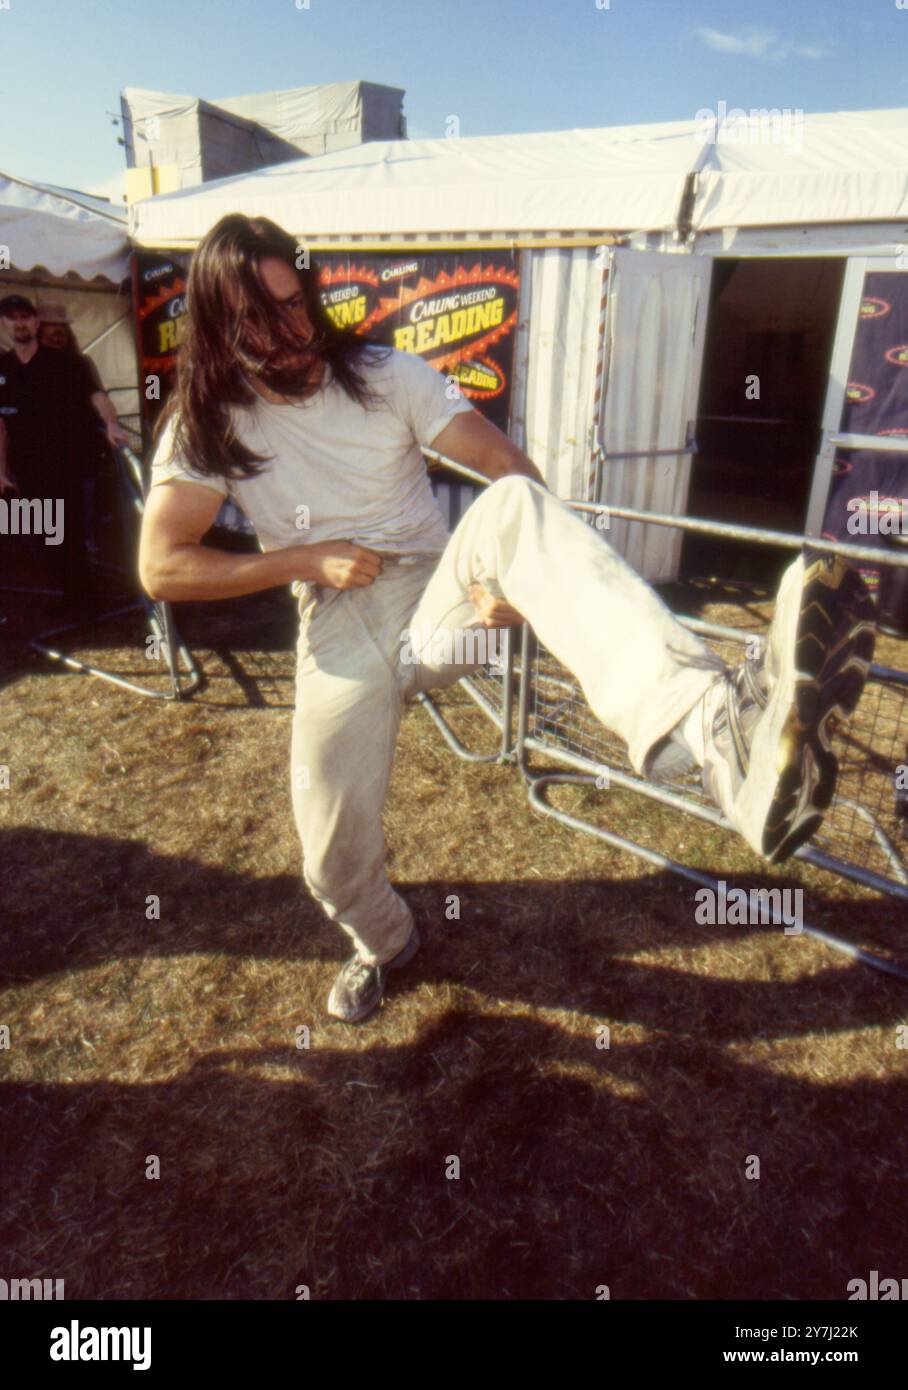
90, 390, 131, 447
430, 409, 546, 488
138, 480, 383, 602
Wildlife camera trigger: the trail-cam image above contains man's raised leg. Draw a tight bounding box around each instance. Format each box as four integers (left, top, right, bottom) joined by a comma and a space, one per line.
401, 475, 724, 771
399, 476, 875, 863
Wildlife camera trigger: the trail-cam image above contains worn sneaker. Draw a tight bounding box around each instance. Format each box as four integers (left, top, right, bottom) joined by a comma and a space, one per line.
701, 550, 876, 863
326, 925, 421, 1023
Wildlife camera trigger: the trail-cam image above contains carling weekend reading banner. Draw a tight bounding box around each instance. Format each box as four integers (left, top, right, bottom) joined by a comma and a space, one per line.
318, 250, 520, 433
132, 248, 521, 442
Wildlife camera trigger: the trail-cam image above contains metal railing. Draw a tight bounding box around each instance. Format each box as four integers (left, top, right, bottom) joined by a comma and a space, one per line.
27, 444, 201, 699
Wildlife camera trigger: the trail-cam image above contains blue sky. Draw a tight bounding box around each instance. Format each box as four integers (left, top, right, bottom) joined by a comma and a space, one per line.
1, 0, 904, 198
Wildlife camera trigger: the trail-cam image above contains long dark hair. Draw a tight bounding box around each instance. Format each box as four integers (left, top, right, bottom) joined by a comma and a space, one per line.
159, 213, 390, 480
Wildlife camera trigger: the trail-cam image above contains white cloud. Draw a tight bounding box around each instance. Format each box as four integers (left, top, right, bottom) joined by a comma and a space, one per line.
698, 26, 777, 58
696, 27, 830, 62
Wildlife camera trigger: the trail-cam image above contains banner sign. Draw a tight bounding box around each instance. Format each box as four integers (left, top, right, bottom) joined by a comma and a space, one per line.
822, 269, 908, 584
318, 250, 520, 432
131, 250, 188, 447
130, 248, 520, 445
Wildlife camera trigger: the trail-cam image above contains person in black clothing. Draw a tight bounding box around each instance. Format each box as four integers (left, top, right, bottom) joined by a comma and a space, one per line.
0, 294, 105, 612
37, 302, 131, 450
37, 303, 132, 567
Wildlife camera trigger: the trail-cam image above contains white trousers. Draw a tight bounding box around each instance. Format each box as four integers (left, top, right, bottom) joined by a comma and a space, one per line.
290, 477, 724, 963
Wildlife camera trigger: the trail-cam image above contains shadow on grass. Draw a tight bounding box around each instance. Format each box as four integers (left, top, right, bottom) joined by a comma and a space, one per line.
1, 826, 907, 1300
0, 544, 297, 696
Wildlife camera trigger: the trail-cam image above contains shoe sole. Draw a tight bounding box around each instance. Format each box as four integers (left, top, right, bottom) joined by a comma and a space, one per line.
326, 925, 421, 1024
756, 552, 876, 863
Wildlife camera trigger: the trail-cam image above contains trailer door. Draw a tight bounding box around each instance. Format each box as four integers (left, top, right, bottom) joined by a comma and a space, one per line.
807, 255, 908, 542
597, 248, 712, 582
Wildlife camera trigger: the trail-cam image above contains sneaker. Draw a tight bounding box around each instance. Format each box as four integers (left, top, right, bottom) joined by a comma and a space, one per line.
326, 925, 421, 1023
701, 550, 876, 863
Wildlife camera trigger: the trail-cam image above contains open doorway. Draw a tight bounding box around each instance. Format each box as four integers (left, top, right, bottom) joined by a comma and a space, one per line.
682, 256, 845, 583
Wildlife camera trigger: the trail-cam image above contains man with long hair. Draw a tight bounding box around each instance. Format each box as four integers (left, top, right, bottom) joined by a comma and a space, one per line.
139, 214, 875, 1023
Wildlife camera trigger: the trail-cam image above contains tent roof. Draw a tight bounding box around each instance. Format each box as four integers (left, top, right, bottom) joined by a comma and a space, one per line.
128, 119, 699, 246
129, 106, 908, 249
693, 106, 908, 231
0, 171, 130, 282
34, 181, 128, 221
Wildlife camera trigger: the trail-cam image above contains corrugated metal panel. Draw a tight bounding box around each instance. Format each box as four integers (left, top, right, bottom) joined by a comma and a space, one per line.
430, 476, 480, 531
510, 246, 605, 499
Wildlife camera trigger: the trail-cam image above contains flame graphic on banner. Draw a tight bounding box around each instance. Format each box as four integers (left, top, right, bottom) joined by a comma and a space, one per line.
137, 278, 185, 321
319, 264, 381, 289
362, 264, 520, 369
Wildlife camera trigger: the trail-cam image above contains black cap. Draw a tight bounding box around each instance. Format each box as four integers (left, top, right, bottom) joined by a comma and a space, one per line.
0, 294, 36, 317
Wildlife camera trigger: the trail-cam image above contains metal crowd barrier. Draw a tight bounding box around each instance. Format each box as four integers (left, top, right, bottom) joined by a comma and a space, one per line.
421, 451, 908, 983
28, 444, 201, 700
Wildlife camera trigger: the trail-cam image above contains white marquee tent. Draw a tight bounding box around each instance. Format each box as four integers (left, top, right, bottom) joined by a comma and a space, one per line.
0, 172, 139, 431
129, 119, 694, 245
0, 172, 129, 281
129, 107, 908, 247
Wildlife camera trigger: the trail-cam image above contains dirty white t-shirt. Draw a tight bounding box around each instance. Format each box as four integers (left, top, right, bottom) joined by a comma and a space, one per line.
148, 345, 474, 566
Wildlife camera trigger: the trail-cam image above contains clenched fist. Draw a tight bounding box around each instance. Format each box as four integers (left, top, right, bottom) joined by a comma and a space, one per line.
298, 540, 384, 590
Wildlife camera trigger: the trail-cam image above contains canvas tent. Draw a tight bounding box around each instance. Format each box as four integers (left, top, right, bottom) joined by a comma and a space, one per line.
129, 108, 908, 581
0, 172, 139, 433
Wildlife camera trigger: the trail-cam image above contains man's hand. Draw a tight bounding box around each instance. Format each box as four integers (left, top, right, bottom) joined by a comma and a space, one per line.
105, 420, 132, 448
302, 541, 384, 590
467, 582, 525, 628
0, 474, 18, 495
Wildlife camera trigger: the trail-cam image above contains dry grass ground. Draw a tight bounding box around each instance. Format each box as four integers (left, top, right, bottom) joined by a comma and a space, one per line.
1, 573, 907, 1301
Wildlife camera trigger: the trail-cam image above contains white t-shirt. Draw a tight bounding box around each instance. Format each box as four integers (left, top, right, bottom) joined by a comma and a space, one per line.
148, 345, 474, 563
